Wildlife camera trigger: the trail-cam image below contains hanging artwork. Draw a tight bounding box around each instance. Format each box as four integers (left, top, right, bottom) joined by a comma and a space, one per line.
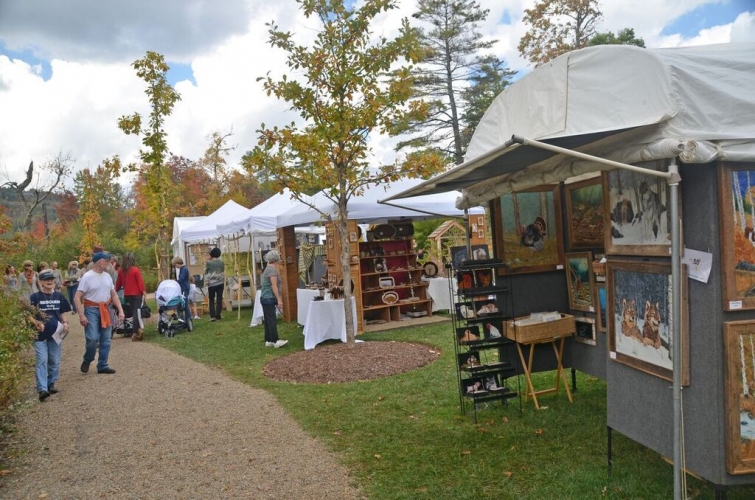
723, 320, 755, 474
719, 163, 755, 311
565, 252, 595, 312
565, 177, 604, 249
603, 160, 675, 256
574, 317, 597, 346
606, 260, 689, 384
595, 283, 608, 333
493, 185, 563, 274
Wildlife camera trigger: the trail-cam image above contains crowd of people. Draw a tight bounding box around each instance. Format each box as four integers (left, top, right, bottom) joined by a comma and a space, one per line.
3, 245, 287, 403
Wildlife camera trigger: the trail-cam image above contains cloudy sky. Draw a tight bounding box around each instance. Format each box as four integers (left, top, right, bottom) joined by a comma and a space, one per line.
0, 0, 752, 188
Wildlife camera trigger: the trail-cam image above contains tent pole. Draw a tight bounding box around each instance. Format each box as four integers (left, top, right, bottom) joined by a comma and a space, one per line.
669, 159, 682, 500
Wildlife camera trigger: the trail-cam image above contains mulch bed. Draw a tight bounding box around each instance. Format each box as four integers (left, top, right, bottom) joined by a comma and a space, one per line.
263, 340, 442, 384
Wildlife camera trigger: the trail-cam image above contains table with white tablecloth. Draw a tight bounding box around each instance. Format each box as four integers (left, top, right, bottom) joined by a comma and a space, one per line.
250, 290, 264, 326
296, 288, 321, 326
423, 277, 456, 312
302, 297, 357, 350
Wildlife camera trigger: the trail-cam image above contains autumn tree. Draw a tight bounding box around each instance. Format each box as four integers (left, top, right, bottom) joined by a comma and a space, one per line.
118, 51, 181, 280
589, 27, 645, 47
518, 0, 602, 67
246, 0, 444, 343
72, 156, 127, 238
397, 0, 512, 165
77, 169, 103, 261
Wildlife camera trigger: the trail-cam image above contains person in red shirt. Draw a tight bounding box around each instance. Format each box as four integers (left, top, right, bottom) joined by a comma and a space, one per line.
115, 252, 147, 341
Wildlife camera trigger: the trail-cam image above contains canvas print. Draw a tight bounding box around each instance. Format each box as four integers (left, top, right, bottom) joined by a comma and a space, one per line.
607, 260, 689, 384
494, 185, 563, 274
565, 252, 595, 312
574, 317, 597, 346
455, 302, 475, 320
471, 244, 489, 260
719, 164, 755, 311
596, 283, 607, 333
457, 270, 474, 290
724, 320, 755, 474
475, 268, 493, 288
565, 177, 604, 248
482, 320, 503, 340
457, 325, 481, 344
450, 245, 469, 269
462, 377, 486, 395
458, 351, 482, 371
603, 160, 674, 256
473, 298, 499, 318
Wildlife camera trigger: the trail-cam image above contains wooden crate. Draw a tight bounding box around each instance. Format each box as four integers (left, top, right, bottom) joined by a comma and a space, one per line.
504, 313, 575, 343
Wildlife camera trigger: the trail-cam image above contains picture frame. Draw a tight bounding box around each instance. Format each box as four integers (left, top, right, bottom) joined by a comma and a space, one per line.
349, 231, 358, 242
718, 163, 755, 311
607, 260, 689, 384
471, 223, 478, 232
482, 320, 504, 340
455, 302, 475, 320
475, 268, 493, 288
565, 176, 604, 249
723, 320, 755, 474
471, 244, 489, 260
574, 317, 597, 346
603, 160, 675, 256
477, 230, 484, 239
473, 298, 498, 318
450, 245, 469, 269
457, 270, 474, 290
477, 216, 484, 226
462, 377, 486, 395
493, 185, 563, 274
565, 252, 595, 312
456, 325, 481, 344
595, 283, 607, 333
458, 351, 482, 370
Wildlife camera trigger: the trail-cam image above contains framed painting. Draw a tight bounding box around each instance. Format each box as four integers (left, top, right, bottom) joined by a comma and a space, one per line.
574, 317, 597, 346
603, 160, 675, 256
565, 252, 595, 312
450, 245, 469, 269
492, 185, 564, 274
595, 283, 607, 333
724, 320, 755, 474
471, 244, 489, 260
606, 260, 689, 384
565, 176, 604, 249
719, 163, 755, 311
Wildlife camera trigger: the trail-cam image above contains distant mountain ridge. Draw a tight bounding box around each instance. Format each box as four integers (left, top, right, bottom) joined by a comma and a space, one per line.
0, 187, 62, 231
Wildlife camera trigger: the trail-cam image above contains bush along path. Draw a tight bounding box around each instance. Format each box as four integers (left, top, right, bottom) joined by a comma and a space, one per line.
0, 315, 361, 499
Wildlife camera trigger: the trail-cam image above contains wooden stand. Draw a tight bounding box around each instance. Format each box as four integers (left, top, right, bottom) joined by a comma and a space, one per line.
515, 334, 573, 410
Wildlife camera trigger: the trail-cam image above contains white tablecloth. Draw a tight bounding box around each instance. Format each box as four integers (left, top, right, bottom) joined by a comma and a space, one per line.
423, 277, 456, 312
250, 290, 264, 326
302, 297, 357, 350
296, 288, 321, 326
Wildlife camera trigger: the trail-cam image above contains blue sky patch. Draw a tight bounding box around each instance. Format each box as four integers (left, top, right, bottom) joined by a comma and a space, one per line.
662, 0, 751, 37
0, 43, 52, 80
167, 62, 196, 86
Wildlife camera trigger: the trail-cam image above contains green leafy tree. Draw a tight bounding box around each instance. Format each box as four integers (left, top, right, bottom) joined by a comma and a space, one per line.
518, 0, 602, 67
398, 0, 512, 165
117, 51, 181, 280
246, 0, 444, 343
589, 27, 645, 47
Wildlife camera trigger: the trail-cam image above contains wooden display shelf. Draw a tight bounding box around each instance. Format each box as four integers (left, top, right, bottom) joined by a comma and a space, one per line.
361, 269, 424, 277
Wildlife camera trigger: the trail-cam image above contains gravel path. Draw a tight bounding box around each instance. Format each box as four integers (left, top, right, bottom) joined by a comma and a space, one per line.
2, 317, 361, 499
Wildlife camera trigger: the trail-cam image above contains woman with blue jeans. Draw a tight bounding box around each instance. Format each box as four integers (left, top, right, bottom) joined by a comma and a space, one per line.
64, 261, 81, 314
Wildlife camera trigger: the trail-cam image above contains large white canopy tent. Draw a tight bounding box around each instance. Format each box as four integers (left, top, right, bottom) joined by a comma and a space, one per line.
384, 43, 755, 500
180, 200, 251, 243
172, 216, 205, 264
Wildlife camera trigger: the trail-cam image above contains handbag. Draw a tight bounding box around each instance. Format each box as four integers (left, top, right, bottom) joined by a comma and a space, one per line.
140, 300, 152, 319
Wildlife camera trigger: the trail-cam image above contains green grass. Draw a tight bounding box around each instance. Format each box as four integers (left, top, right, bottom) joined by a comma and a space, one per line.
147, 309, 755, 499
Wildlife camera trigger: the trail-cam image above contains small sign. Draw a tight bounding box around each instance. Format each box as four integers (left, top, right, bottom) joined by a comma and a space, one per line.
730, 301, 743, 310
609, 351, 617, 359
556, 265, 564, 270
683, 247, 712, 283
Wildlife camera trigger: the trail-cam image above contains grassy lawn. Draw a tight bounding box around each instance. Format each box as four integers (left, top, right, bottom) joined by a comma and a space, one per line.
147, 308, 755, 499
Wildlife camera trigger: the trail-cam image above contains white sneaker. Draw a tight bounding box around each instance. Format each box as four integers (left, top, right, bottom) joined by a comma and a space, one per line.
273, 340, 288, 348
193, 316, 200, 320
265, 342, 275, 347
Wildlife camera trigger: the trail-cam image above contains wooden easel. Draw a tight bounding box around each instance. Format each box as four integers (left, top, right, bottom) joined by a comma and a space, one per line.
515, 334, 573, 410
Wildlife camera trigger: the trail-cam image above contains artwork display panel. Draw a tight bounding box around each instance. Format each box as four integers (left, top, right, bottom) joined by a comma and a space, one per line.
595, 283, 607, 333
718, 163, 755, 311
574, 317, 597, 346
724, 320, 755, 474
606, 260, 689, 384
565, 177, 604, 249
603, 160, 674, 256
565, 252, 595, 312
493, 185, 563, 274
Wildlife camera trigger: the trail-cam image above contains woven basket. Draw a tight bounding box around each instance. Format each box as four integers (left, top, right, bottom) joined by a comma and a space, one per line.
504, 314, 575, 343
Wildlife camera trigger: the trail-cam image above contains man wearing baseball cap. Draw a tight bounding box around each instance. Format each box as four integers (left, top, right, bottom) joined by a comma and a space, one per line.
74, 251, 125, 374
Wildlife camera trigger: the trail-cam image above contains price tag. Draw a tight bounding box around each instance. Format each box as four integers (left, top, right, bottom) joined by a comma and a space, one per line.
683, 247, 712, 283
730, 301, 743, 310
609, 351, 617, 359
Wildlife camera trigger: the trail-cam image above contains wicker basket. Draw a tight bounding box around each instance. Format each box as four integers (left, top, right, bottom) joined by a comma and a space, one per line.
504, 313, 575, 343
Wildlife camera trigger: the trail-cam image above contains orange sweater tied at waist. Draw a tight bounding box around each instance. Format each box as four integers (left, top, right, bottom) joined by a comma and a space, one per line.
84, 299, 112, 328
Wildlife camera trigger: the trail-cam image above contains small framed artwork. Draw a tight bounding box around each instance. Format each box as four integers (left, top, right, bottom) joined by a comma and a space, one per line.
471, 223, 478, 232
565, 176, 604, 249
450, 245, 469, 269
493, 185, 563, 274
477, 230, 484, 239
565, 252, 595, 312
471, 244, 489, 260
458, 351, 482, 370
574, 317, 597, 346
595, 283, 607, 333
483, 374, 499, 391
719, 163, 755, 311
477, 216, 484, 226
455, 302, 475, 320
724, 320, 755, 474
462, 377, 486, 395
349, 231, 358, 242
607, 260, 689, 384
603, 160, 676, 256
457, 270, 474, 290
473, 298, 498, 317
475, 268, 493, 287
457, 325, 481, 344
482, 320, 504, 340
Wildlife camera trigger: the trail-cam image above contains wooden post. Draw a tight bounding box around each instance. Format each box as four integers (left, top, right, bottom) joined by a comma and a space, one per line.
277, 226, 298, 323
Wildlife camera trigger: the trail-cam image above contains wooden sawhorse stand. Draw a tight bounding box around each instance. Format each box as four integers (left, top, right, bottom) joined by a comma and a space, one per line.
515, 335, 573, 410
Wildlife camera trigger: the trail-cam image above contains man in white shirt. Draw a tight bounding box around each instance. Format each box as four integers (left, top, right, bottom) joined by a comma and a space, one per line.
74, 252, 125, 374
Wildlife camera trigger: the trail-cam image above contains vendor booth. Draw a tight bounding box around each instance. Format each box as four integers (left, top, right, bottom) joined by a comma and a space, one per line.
385, 43, 755, 496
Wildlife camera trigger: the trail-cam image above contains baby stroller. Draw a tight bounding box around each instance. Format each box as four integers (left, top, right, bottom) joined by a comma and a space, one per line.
155, 279, 193, 337
111, 302, 135, 338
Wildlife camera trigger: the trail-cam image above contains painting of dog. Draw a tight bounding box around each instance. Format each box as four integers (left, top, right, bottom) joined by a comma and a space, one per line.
620, 298, 642, 341
641, 300, 662, 349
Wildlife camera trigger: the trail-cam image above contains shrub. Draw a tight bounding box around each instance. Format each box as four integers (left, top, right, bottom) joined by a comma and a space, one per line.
0, 291, 37, 410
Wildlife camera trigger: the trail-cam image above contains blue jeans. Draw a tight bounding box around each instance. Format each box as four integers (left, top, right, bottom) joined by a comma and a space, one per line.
35, 339, 61, 392
83, 306, 113, 370
67, 285, 79, 313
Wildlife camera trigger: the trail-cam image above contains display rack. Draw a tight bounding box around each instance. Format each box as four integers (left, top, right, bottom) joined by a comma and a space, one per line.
450, 259, 520, 422
359, 237, 432, 327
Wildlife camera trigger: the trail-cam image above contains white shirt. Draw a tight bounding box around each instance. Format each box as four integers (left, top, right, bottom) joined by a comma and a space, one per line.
77, 270, 115, 303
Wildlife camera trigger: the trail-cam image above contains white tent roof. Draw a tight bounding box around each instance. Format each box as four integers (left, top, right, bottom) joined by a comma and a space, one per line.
278, 177, 483, 227
180, 200, 250, 243
385, 43, 755, 207
172, 216, 206, 262
217, 188, 313, 236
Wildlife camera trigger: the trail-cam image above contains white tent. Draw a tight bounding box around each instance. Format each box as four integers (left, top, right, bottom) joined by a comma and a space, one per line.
180, 200, 250, 243
217, 188, 315, 237
277, 177, 483, 228
172, 216, 205, 263
384, 43, 755, 207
